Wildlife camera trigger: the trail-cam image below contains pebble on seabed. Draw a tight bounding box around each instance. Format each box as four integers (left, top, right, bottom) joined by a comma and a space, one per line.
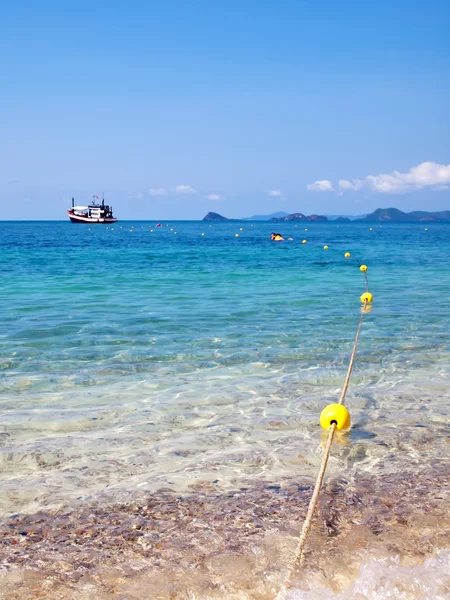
0, 469, 448, 598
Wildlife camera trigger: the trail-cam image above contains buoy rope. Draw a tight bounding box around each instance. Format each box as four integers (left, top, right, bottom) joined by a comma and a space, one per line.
363, 270, 369, 293
337, 308, 365, 407
275, 294, 369, 600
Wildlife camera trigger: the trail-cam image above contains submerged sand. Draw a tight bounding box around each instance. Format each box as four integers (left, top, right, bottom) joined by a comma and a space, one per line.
1, 462, 449, 600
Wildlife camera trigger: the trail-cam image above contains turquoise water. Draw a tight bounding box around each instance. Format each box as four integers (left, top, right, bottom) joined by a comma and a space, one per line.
1, 221, 450, 598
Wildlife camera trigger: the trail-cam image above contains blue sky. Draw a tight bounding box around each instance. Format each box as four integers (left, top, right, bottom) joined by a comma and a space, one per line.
1, 0, 449, 219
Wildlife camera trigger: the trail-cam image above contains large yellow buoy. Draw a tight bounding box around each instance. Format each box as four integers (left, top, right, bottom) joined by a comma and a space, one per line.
344, 252, 351, 258
323, 245, 329, 250
320, 404, 351, 430
360, 292, 373, 303
302, 239, 307, 244
360, 264, 368, 272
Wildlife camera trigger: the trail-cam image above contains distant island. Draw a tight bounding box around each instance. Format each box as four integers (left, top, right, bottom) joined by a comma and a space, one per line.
203, 208, 450, 222
243, 211, 290, 221
202, 211, 328, 222
203, 212, 229, 222
354, 208, 450, 222
269, 212, 328, 222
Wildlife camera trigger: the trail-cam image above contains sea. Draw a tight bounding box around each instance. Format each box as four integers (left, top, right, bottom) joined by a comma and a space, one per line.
0, 220, 449, 599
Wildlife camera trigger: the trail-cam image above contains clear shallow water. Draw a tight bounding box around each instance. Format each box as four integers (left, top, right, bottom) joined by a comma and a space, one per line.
0, 220, 449, 598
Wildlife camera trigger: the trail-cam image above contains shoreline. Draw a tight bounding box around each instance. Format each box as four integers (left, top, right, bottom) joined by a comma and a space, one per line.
1, 464, 449, 599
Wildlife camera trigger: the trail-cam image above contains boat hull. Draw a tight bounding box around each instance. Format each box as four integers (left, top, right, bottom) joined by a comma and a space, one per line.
68, 212, 118, 224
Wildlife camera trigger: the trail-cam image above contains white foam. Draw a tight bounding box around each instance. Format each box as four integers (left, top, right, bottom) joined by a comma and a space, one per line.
289, 552, 450, 600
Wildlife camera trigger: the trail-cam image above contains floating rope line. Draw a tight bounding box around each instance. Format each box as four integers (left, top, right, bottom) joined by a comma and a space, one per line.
275, 266, 372, 600
361, 267, 370, 293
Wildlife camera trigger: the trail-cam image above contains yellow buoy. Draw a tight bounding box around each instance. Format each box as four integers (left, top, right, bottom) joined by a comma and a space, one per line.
235, 233, 239, 237
320, 404, 351, 431
323, 245, 329, 250
344, 252, 351, 258
369, 227, 373, 231
201, 233, 205, 236
360, 292, 373, 303
240, 227, 243, 231
302, 239, 307, 244
360, 264, 368, 272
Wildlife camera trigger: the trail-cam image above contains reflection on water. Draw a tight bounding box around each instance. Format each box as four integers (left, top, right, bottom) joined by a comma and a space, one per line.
1, 355, 450, 520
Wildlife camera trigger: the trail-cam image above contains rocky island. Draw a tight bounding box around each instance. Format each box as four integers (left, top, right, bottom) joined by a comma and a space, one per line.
269, 212, 328, 222
203, 212, 230, 222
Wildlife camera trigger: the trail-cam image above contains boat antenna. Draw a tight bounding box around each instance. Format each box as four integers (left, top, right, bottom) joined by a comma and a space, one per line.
72, 197, 74, 208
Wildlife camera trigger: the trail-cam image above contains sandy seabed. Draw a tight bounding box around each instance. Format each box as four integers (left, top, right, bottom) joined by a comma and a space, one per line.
1, 462, 449, 600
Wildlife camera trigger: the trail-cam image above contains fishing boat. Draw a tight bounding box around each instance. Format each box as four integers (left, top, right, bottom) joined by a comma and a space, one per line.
68, 195, 118, 224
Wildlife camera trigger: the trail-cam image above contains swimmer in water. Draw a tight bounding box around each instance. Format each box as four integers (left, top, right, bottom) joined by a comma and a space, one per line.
271, 232, 284, 241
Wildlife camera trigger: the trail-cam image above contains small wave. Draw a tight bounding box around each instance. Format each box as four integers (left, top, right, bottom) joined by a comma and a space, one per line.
289, 552, 450, 599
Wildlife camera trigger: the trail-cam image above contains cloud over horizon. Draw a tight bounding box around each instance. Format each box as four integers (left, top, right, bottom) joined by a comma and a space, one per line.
308, 162, 450, 194
306, 180, 335, 192
148, 188, 168, 196
174, 184, 196, 194
207, 193, 222, 200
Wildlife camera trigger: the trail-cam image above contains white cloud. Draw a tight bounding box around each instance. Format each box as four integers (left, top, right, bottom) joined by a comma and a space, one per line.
207, 193, 222, 200
268, 189, 286, 198
148, 188, 168, 196
338, 179, 364, 191
306, 180, 334, 192
174, 184, 196, 194
365, 162, 450, 193
334, 161, 450, 194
